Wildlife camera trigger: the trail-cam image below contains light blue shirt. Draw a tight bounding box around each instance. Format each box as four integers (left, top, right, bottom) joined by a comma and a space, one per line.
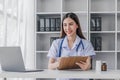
47, 35, 96, 80
47, 35, 95, 58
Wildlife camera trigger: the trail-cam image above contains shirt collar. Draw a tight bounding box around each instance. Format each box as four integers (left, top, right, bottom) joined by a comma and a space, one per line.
62, 35, 81, 49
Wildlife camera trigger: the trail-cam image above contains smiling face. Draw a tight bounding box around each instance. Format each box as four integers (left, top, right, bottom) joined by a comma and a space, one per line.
63, 17, 78, 37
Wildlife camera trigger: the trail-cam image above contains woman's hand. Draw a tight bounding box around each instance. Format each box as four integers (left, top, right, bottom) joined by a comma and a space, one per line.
75, 56, 91, 71
48, 58, 60, 70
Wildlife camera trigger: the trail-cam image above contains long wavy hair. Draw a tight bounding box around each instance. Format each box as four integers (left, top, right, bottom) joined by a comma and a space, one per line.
60, 12, 86, 39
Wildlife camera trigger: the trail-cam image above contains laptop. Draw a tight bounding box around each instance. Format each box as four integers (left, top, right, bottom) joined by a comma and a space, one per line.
0, 47, 44, 72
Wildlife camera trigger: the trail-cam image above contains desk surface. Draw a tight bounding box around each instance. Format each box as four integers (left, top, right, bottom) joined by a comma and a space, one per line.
0, 69, 120, 79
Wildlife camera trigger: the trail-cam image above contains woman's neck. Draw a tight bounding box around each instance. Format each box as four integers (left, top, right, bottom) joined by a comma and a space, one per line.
67, 34, 76, 49
67, 35, 76, 42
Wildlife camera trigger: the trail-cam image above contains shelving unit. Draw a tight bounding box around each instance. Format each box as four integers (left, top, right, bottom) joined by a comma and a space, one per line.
89, 0, 120, 70
35, 0, 120, 76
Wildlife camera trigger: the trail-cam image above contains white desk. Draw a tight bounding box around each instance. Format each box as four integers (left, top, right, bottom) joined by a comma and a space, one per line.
0, 69, 120, 79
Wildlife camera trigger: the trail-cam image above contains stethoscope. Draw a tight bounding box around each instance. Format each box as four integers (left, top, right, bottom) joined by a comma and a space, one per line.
57, 37, 84, 57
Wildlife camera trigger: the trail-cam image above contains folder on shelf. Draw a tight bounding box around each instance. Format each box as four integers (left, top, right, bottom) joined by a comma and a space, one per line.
96, 17, 102, 31
37, 19, 40, 31
50, 18, 56, 31
90, 17, 96, 31
91, 16, 102, 31
91, 36, 102, 51
50, 37, 59, 46
95, 37, 102, 51
57, 56, 88, 70
45, 18, 50, 31
40, 18, 45, 31
55, 18, 61, 31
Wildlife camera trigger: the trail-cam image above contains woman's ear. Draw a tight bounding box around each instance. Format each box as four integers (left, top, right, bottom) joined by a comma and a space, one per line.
76, 24, 78, 28
76, 25, 78, 29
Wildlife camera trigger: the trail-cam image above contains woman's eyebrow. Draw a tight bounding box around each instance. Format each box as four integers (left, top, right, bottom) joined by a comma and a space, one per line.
64, 21, 74, 24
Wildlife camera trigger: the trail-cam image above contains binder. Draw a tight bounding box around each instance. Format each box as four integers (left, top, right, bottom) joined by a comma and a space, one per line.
95, 37, 102, 51
50, 37, 59, 46
90, 17, 96, 31
40, 18, 45, 31
37, 19, 40, 31
55, 18, 61, 31
50, 18, 56, 31
91, 16, 102, 31
45, 18, 50, 31
96, 17, 102, 31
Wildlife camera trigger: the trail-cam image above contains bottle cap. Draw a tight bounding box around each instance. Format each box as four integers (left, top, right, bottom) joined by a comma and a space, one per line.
102, 61, 106, 63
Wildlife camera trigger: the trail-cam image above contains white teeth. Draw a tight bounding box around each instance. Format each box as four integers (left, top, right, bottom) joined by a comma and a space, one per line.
67, 31, 72, 34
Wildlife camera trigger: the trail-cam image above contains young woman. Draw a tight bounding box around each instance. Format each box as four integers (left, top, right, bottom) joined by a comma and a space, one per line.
47, 12, 95, 80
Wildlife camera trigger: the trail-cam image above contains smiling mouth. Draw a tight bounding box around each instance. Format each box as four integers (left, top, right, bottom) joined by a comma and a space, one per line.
67, 31, 72, 34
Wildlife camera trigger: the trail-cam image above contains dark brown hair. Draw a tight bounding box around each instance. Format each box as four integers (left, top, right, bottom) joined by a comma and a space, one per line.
60, 12, 86, 39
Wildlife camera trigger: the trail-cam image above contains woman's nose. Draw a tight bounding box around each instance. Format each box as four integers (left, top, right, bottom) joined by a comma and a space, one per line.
66, 25, 71, 30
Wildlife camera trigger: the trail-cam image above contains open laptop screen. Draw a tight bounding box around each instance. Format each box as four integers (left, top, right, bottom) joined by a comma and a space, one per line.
0, 47, 44, 72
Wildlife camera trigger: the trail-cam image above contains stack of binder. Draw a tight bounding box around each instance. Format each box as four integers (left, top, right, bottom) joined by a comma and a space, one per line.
37, 17, 61, 32
50, 37, 59, 46
91, 16, 102, 31
91, 36, 102, 51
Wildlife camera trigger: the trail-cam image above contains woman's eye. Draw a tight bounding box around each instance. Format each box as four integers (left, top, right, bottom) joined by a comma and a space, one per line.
63, 24, 67, 27
69, 23, 74, 26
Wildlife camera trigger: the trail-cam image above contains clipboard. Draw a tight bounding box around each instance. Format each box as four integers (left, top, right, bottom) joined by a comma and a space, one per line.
57, 56, 88, 70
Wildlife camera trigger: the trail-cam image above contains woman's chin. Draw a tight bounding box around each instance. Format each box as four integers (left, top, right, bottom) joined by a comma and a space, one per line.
66, 34, 73, 37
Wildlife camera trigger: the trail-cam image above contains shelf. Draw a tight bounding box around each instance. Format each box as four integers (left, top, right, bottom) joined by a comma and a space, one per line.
62, 11, 88, 14
91, 33, 115, 51
90, 11, 116, 14
90, 0, 115, 12
93, 52, 115, 70
36, 0, 61, 12
36, 32, 60, 34
62, 0, 88, 12
37, 14, 61, 17
36, 12, 61, 15
90, 31, 116, 33
36, 31, 88, 34
37, 11, 89, 15
117, 11, 120, 13
36, 51, 48, 53
95, 51, 115, 53
118, 51, 120, 52
90, 13, 115, 31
